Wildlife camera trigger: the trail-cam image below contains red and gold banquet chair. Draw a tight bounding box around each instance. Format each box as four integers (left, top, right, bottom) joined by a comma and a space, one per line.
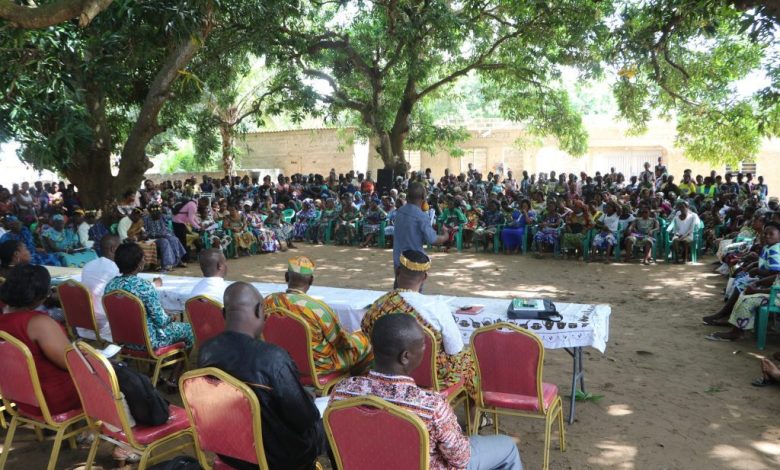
0, 331, 88, 470
103, 290, 189, 386
409, 324, 470, 433
263, 307, 348, 396
470, 323, 566, 470
184, 296, 225, 351
324, 396, 429, 470
180, 367, 271, 470
65, 341, 194, 469
58, 279, 105, 344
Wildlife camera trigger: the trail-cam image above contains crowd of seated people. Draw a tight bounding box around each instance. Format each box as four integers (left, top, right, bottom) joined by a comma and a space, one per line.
1, 158, 775, 272
0, 164, 780, 468
697, 199, 780, 384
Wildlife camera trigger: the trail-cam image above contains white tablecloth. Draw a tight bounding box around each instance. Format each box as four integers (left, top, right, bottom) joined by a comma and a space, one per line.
51, 269, 610, 353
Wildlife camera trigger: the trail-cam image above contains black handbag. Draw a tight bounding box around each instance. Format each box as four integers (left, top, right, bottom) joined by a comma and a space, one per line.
113, 361, 170, 426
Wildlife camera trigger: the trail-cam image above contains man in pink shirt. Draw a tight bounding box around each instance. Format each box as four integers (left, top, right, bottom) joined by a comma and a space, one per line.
172, 196, 209, 261
331, 314, 522, 470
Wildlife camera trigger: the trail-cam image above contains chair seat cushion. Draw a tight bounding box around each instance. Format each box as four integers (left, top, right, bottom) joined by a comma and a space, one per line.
122, 342, 185, 358
20, 407, 83, 424
439, 380, 465, 400
103, 405, 190, 445
301, 370, 345, 387
482, 383, 559, 412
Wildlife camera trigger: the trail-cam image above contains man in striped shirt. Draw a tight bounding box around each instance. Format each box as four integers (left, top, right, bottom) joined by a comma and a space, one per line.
330, 314, 522, 470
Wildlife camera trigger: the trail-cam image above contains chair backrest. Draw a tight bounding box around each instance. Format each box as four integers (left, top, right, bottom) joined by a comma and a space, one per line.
0, 331, 52, 421
102, 290, 150, 349
185, 296, 225, 349
263, 308, 314, 381
324, 396, 429, 470
471, 323, 545, 410
64, 341, 129, 435
408, 325, 437, 390
180, 368, 267, 468
769, 285, 780, 313
282, 208, 295, 222
58, 280, 99, 339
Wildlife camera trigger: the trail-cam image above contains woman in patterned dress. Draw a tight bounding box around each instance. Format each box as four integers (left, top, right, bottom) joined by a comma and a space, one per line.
292, 200, 318, 241
359, 199, 387, 248
104, 243, 193, 350
225, 205, 257, 257
533, 201, 564, 255
245, 204, 279, 253
40, 214, 98, 267
334, 194, 361, 245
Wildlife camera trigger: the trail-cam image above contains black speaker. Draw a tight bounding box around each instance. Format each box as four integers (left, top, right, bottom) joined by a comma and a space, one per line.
376, 168, 394, 195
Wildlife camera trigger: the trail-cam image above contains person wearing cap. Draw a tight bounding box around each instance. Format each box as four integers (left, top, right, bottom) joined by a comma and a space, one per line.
143, 203, 188, 271
669, 200, 701, 263
40, 213, 98, 267
265, 256, 372, 375
362, 250, 477, 397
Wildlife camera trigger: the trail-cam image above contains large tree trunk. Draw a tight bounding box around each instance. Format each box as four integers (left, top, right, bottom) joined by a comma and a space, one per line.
220, 124, 237, 177
374, 115, 411, 176
64, 151, 114, 209
62, 9, 214, 209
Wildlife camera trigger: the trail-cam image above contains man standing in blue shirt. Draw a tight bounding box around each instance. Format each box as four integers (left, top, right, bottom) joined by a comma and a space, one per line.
393, 182, 448, 271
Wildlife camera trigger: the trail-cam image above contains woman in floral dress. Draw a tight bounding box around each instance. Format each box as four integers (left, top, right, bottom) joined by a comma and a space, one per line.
104, 243, 193, 350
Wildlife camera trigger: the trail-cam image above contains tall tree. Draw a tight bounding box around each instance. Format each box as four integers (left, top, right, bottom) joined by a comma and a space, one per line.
191, 60, 318, 177
273, 0, 612, 174
613, 0, 778, 166
0, 0, 296, 208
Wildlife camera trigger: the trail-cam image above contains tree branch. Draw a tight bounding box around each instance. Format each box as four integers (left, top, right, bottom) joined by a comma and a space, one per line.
0, 0, 113, 28
301, 67, 369, 112
119, 9, 215, 178
416, 29, 524, 101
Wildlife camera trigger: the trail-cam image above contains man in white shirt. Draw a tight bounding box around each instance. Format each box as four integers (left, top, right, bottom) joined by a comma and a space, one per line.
79, 234, 120, 341
75, 209, 94, 249
117, 209, 143, 242
188, 248, 228, 304
670, 200, 700, 263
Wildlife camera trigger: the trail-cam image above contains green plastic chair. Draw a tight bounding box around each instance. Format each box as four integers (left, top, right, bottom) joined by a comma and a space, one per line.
581, 228, 596, 261
663, 219, 704, 263
473, 224, 502, 254
437, 223, 463, 252
757, 286, 780, 350
377, 220, 387, 248
529, 224, 564, 258
282, 209, 295, 224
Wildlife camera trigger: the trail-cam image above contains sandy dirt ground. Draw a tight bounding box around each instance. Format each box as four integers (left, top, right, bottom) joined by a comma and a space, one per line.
2, 244, 779, 470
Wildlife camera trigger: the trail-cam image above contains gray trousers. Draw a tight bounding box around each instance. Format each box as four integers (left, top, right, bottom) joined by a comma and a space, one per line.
467, 435, 523, 470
